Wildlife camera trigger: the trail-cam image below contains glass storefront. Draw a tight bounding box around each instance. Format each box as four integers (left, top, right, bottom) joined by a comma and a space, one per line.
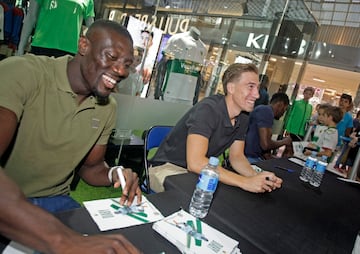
100, 0, 319, 105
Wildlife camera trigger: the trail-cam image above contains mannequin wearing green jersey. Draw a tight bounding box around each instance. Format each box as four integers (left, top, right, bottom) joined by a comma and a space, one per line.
17, 0, 94, 57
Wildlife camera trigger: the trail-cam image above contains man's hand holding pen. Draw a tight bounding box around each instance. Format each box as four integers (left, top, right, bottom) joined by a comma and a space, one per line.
109, 166, 142, 206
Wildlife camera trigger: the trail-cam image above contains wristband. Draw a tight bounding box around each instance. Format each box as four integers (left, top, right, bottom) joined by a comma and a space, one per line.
108, 166, 124, 184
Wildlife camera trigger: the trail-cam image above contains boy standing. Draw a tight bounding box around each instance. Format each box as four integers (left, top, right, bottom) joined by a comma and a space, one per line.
303, 106, 343, 158
285, 87, 315, 141
311, 104, 331, 142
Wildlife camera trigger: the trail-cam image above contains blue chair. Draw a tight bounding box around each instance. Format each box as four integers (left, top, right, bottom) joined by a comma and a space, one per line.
142, 125, 173, 193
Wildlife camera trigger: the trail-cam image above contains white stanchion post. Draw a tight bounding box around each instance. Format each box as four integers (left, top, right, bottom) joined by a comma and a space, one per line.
303, 124, 313, 142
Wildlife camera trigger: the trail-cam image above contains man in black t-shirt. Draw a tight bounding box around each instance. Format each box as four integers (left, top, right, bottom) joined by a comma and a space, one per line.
152, 63, 283, 193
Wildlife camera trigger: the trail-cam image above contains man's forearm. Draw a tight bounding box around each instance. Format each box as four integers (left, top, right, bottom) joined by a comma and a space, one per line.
78, 162, 111, 186
0, 171, 78, 253
230, 159, 257, 177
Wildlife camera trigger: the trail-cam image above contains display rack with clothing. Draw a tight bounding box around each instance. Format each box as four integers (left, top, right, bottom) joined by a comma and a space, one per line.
157, 27, 206, 105
17, 0, 94, 57
0, 1, 24, 58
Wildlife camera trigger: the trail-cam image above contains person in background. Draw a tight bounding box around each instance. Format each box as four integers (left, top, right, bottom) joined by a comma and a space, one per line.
116, 47, 145, 96
151, 63, 282, 193
303, 106, 342, 159
0, 19, 141, 254
341, 126, 360, 176
337, 93, 353, 143
353, 110, 360, 131
311, 104, 331, 142
334, 93, 354, 169
285, 86, 315, 141
305, 103, 321, 141
138, 29, 154, 84
254, 74, 270, 107
245, 92, 292, 163
17, 0, 94, 57
309, 104, 321, 127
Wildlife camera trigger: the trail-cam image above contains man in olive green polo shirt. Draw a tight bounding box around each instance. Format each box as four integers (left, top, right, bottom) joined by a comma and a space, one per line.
0, 19, 142, 253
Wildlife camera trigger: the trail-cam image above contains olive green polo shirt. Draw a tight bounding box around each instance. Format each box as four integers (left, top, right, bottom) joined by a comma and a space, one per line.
0, 55, 116, 197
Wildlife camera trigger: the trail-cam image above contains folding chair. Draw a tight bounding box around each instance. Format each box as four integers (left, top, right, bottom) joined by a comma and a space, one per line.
142, 125, 173, 193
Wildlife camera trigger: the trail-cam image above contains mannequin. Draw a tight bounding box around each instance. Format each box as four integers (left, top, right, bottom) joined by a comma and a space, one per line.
156, 26, 206, 105
188, 26, 200, 40
162, 26, 205, 63
17, 0, 94, 57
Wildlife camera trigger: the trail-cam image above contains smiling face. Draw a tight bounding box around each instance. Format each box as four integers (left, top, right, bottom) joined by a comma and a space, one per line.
79, 26, 134, 100
227, 71, 259, 113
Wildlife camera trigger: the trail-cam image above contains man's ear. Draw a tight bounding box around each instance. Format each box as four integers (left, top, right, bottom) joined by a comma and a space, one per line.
227, 82, 235, 95
78, 36, 89, 56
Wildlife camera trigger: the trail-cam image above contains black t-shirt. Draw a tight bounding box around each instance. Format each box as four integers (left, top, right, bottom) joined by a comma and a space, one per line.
151, 95, 249, 168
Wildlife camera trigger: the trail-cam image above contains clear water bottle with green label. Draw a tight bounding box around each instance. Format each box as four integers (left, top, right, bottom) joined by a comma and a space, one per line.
189, 157, 219, 218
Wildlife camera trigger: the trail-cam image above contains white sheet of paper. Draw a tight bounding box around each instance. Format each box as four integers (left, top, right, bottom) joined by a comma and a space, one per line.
289, 157, 305, 167
292, 141, 309, 161
153, 209, 239, 254
83, 196, 163, 231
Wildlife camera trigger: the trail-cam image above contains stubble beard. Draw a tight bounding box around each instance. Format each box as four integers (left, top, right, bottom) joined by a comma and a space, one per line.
94, 88, 110, 105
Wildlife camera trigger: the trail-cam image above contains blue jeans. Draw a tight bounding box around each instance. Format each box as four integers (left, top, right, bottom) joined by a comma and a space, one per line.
28, 195, 81, 213
247, 156, 264, 164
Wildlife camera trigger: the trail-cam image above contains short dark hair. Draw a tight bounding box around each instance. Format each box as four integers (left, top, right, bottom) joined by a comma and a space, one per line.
270, 92, 289, 105
141, 29, 154, 38
86, 19, 133, 45
222, 63, 258, 95
303, 86, 315, 95
317, 103, 331, 112
341, 93, 352, 104
325, 106, 343, 124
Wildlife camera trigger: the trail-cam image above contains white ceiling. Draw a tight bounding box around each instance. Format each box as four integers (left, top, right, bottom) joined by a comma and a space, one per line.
301, 63, 360, 96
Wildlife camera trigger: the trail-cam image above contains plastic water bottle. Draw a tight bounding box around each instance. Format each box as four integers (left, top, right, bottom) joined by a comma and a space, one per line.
189, 156, 219, 218
299, 151, 317, 182
310, 155, 328, 187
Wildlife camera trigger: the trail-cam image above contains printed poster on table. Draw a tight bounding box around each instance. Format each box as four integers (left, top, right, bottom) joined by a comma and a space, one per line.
83, 195, 163, 231
152, 209, 241, 254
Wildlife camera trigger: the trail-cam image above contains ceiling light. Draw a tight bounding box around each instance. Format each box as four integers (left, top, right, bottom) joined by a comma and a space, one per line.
313, 78, 325, 83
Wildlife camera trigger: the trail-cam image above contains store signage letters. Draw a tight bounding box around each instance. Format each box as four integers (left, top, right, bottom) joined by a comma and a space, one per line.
133, 14, 190, 35
109, 10, 190, 35
246, 32, 307, 55
246, 33, 269, 50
